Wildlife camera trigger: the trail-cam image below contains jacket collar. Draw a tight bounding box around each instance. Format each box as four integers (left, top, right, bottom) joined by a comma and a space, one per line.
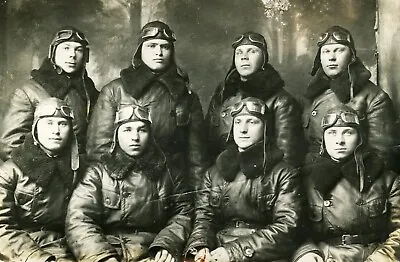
310, 151, 384, 196
219, 63, 285, 102
11, 134, 74, 188
120, 64, 187, 99
102, 143, 167, 181
305, 58, 372, 102
31, 58, 94, 102
216, 142, 284, 182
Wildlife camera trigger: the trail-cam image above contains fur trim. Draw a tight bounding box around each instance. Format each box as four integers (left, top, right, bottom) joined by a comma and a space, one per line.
101, 143, 167, 181
120, 64, 187, 99
31, 58, 97, 103
221, 63, 285, 102
310, 151, 384, 196
11, 134, 74, 188
305, 59, 371, 102
216, 142, 283, 182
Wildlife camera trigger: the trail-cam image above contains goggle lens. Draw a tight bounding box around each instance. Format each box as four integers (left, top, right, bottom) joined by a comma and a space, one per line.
317, 31, 351, 46
115, 106, 151, 124
231, 101, 266, 116
37, 105, 74, 119
321, 112, 359, 127
141, 27, 176, 41
232, 34, 265, 47
55, 30, 88, 43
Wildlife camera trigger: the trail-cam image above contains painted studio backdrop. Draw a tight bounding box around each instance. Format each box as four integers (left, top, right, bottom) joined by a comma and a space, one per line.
0, 0, 399, 115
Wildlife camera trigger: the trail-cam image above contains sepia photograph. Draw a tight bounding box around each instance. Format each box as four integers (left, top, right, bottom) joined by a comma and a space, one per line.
0, 0, 399, 261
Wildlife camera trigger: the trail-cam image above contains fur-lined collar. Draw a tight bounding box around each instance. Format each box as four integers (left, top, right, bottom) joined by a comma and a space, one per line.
101, 144, 167, 181
120, 64, 188, 99
305, 58, 372, 102
219, 63, 285, 102
31, 58, 96, 102
11, 134, 74, 188
310, 151, 384, 196
215, 142, 283, 182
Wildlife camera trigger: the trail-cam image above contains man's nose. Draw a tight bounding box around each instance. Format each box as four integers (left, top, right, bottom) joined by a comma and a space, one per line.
335, 135, 345, 145
131, 131, 140, 141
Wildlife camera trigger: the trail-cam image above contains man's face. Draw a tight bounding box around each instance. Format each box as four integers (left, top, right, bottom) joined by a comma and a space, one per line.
141, 39, 172, 72
55, 41, 85, 74
233, 115, 264, 151
117, 121, 150, 157
36, 117, 71, 154
234, 44, 264, 80
324, 126, 359, 161
320, 43, 352, 78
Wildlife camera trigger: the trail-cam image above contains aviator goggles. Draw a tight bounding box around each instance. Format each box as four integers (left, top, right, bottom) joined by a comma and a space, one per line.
53, 29, 89, 44
141, 27, 176, 42
36, 105, 74, 119
115, 105, 151, 124
321, 112, 360, 129
232, 33, 266, 48
231, 100, 266, 117
317, 30, 352, 47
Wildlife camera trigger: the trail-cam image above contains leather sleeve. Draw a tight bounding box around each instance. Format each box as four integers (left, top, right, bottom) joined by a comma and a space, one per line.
272, 92, 305, 167
222, 166, 303, 262
65, 165, 119, 262
366, 89, 398, 153
0, 164, 53, 262
204, 89, 224, 163
184, 169, 218, 255
366, 173, 400, 261
187, 92, 209, 192
86, 83, 118, 161
149, 167, 193, 260
0, 88, 34, 161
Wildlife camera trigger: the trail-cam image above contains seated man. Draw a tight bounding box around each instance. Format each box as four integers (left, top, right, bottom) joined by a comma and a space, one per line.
185, 97, 303, 262
293, 105, 400, 262
66, 105, 192, 262
0, 98, 79, 262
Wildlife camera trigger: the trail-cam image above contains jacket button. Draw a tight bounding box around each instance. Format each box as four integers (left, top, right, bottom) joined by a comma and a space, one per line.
244, 247, 254, 258
311, 110, 317, 117
323, 200, 332, 207
123, 192, 130, 198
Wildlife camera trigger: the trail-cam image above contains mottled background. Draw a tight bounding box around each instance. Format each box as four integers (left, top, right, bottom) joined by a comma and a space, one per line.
1, 0, 398, 116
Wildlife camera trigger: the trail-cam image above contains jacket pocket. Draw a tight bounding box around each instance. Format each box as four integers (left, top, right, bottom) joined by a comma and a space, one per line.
14, 190, 34, 212
102, 189, 121, 209
367, 198, 388, 217
308, 204, 323, 222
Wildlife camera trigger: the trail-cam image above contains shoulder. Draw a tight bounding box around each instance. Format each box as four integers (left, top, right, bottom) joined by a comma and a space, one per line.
358, 81, 390, 101
270, 160, 300, 181
100, 78, 124, 92
0, 160, 22, 184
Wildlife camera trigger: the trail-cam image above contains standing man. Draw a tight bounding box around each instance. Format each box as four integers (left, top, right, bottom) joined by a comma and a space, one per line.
303, 25, 398, 163
205, 31, 303, 167
86, 21, 207, 191
0, 26, 98, 161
